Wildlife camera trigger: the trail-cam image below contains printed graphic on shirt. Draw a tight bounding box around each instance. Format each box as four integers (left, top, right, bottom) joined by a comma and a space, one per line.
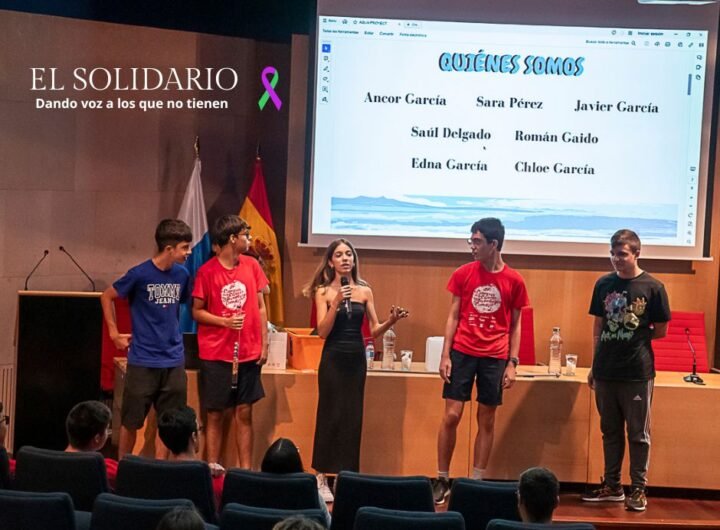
221, 280, 247, 311
146, 283, 182, 307
472, 284, 502, 313
602, 291, 647, 341
469, 284, 502, 331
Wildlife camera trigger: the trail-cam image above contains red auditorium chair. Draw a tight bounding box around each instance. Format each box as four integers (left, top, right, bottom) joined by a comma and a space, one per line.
652, 311, 709, 373
518, 306, 535, 366
100, 297, 131, 392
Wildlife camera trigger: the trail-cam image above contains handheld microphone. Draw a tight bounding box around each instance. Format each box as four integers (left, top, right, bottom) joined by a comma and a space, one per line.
683, 327, 704, 385
58, 246, 96, 292
24, 250, 50, 290
340, 276, 352, 318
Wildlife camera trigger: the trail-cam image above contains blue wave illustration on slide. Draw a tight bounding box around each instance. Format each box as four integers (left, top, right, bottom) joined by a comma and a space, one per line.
329, 195, 678, 242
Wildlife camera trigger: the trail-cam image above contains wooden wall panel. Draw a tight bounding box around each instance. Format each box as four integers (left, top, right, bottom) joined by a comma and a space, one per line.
119, 362, 720, 488
0, 11, 290, 367
587, 371, 720, 490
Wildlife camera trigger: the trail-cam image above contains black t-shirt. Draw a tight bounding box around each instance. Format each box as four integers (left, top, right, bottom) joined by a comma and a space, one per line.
589, 271, 671, 381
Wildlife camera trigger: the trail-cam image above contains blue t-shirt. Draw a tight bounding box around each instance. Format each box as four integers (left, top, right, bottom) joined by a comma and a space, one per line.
113, 259, 191, 368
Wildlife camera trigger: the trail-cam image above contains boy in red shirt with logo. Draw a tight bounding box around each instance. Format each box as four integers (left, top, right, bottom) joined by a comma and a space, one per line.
433, 218, 529, 504
192, 215, 269, 473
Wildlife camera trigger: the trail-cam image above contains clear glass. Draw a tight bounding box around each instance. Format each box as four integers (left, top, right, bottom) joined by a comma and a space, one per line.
400, 349, 413, 371
565, 354, 578, 376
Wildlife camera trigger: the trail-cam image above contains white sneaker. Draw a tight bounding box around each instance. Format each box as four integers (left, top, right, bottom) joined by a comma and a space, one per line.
317, 473, 334, 503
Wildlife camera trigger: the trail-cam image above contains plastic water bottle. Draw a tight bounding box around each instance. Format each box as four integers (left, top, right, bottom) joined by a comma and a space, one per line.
382, 327, 396, 370
365, 341, 375, 370
549, 327, 562, 375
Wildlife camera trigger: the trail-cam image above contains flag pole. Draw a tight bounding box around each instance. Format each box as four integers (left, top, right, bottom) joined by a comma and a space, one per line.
194, 136, 200, 158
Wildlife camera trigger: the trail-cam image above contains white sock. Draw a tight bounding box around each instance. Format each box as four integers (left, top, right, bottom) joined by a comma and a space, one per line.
438, 471, 449, 480
472, 467, 485, 480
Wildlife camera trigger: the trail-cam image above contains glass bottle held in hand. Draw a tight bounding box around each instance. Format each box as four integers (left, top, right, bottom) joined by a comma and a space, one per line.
548, 327, 562, 375
382, 327, 396, 370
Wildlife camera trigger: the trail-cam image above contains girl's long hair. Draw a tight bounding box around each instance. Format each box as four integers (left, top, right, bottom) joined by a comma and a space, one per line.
303, 238, 367, 297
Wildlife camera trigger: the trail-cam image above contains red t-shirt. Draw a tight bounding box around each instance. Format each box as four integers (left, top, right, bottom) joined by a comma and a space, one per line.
105, 457, 118, 490
193, 255, 269, 362
213, 474, 225, 507
448, 261, 530, 358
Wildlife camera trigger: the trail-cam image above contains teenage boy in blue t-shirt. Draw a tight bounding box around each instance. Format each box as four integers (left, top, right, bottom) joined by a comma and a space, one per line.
101, 219, 193, 458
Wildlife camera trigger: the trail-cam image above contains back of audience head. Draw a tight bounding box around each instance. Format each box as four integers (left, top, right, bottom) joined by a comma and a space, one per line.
157, 405, 199, 457
261, 438, 304, 474
66, 400, 111, 452
155, 506, 205, 530
272, 516, 325, 530
518, 467, 560, 524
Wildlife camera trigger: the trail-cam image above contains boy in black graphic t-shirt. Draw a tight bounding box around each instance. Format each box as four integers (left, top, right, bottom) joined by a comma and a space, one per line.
582, 229, 670, 512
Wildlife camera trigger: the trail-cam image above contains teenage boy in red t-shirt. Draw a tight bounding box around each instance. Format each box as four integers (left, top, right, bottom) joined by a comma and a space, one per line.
433, 218, 530, 504
192, 215, 269, 473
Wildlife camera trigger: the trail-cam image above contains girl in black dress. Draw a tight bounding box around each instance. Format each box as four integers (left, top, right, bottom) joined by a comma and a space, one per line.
306, 238, 408, 502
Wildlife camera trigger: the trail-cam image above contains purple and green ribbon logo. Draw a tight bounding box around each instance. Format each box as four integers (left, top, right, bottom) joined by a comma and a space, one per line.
258, 66, 282, 111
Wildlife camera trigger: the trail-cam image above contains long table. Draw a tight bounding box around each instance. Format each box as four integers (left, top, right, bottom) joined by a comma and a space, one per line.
114, 361, 720, 489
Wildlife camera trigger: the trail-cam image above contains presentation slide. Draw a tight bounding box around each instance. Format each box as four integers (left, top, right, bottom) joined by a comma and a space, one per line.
307, 15, 713, 258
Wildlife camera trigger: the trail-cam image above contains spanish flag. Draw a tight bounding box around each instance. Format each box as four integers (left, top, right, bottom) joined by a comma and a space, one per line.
240, 155, 285, 326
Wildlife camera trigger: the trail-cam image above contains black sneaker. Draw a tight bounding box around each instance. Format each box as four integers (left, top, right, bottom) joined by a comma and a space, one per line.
625, 488, 647, 511
432, 477, 450, 505
581, 478, 625, 502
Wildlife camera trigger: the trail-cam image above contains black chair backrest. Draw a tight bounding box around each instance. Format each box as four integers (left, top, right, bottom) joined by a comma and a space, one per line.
0, 447, 11, 489
447, 478, 520, 530
0, 489, 77, 530
220, 503, 327, 530
220, 469, 320, 510
330, 471, 434, 530
486, 519, 596, 530
90, 492, 195, 530
14, 446, 110, 511
115, 455, 216, 523
354, 506, 466, 530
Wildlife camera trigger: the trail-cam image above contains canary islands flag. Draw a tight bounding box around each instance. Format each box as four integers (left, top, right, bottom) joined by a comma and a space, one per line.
178, 156, 211, 333
240, 156, 285, 326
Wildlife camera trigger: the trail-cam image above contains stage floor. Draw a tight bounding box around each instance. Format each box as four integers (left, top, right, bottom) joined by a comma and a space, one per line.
553, 492, 720, 530
432, 491, 720, 529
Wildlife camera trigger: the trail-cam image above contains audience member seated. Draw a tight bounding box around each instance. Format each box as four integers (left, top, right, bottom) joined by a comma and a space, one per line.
155, 506, 206, 530
0, 401, 10, 488
157, 405, 224, 503
65, 400, 118, 489
261, 438, 331, 528
517, 467, 560, 524
272, 516, 325, 530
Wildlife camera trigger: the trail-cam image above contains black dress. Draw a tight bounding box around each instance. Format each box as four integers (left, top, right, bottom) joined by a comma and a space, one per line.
312, 301, 366, 473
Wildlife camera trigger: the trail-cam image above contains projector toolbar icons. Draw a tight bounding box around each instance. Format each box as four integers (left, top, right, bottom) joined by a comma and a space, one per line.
319, 42, 332, 105
694, 52, 704, 82
686, 167, 698, 244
